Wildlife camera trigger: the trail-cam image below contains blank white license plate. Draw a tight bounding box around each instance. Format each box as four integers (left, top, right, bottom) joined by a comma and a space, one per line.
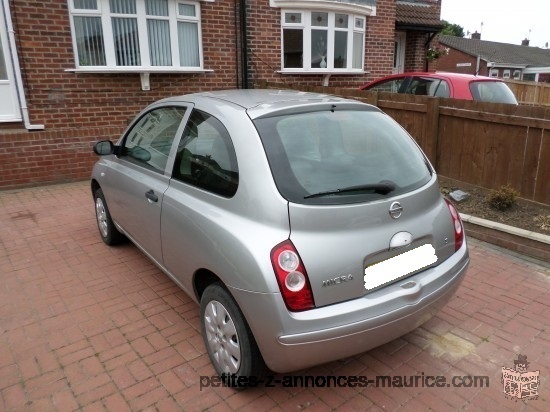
364, 244, 437, 291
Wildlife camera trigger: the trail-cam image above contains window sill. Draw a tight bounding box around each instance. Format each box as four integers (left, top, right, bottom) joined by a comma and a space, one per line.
66, 68, 214, 90
277, 69, 366, 75
277, 70, 368, 86
66, 67, 213, 74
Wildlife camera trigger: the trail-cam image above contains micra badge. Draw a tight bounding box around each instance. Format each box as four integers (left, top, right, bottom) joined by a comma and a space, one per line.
322, 274, 353, 287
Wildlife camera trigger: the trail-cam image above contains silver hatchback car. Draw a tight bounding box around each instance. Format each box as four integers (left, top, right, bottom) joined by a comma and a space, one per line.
91, 89, 469, 383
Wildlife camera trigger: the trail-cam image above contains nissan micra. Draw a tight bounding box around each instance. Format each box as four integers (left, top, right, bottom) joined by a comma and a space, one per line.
91, 89, 469, 384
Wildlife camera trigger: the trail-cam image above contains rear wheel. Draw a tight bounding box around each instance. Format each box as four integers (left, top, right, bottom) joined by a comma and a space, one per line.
94, 188, 125, 245
200, 283, 266, 388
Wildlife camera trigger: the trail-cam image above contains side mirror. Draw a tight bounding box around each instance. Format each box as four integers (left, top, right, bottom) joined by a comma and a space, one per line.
93, 140, 115, 156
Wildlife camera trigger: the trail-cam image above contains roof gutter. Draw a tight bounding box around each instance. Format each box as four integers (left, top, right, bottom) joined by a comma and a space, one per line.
1, 0, 44, 130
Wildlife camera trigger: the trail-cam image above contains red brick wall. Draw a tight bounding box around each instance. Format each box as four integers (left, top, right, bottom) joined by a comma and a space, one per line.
2, 0, 241, 189
2, 0, 402, 189
365, 0, 396, 82
433, 47, 488, 76
245, 0, 396, 88
404, 32, 427, 72
0, 126, 123, 189
11, 0, 239, 131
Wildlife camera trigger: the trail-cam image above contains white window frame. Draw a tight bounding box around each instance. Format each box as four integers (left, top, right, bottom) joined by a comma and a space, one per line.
503, 69, 511, 79
490, 68, 499, 78
513, 70, 521, 80
280, 9, 366, 73
67, 0, 211, 73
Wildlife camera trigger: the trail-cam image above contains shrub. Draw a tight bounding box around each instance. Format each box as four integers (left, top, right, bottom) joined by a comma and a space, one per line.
486, 186, 519, 211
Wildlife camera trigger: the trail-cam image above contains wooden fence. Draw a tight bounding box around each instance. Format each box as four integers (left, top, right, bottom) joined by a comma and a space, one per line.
259, 82, 550, 204
505, 80, 550, 107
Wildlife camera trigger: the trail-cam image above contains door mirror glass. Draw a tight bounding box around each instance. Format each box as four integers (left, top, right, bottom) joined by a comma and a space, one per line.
93, 140, 115, 156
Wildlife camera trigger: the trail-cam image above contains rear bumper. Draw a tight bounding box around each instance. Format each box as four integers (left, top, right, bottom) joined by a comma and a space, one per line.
230, 242, 469, 374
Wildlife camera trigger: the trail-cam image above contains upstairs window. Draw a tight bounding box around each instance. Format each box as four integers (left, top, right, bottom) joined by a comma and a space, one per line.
281, 10, 365, 72
68, 0, 203, 70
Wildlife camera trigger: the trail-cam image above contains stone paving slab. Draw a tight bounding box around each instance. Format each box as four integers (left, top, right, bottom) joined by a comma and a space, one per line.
1, 181, 548, 411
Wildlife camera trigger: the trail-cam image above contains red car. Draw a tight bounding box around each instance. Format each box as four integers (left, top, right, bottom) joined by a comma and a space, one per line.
359, 72, 518, 104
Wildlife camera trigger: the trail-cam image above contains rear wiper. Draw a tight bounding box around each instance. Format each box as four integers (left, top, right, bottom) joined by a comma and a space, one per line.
304, 183, 395, 199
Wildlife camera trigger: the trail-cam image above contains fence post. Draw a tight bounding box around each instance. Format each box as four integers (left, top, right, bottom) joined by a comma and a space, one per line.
424, 98, 440, 168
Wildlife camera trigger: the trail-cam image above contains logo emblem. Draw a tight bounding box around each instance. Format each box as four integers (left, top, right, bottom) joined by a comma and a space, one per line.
389, 201, 403, 219
502, 354, 540, 401
322, 274, 353, 287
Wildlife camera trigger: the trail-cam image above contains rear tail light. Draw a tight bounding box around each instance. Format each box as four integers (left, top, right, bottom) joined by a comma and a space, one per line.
271, 240, 315, 311
445, 199, 464, 251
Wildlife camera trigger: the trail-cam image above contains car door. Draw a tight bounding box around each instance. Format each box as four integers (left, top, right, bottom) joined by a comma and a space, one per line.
161, 109, 239, 292
101, 105, 188, 263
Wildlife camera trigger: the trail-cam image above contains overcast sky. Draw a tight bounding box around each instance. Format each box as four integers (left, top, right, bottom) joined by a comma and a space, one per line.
441, 0, 550, 49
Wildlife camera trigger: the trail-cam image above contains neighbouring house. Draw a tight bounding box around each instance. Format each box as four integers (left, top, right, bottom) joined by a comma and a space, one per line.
0, 0, 443, 189
395, 0, 443, 73
435, 34, 550, 82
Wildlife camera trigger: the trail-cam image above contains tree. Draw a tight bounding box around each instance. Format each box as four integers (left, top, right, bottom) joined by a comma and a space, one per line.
441, 20, 465, 37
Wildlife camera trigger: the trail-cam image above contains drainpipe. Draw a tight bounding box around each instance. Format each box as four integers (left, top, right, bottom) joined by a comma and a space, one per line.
240, 0, 249, 89
2, 0, 44, 130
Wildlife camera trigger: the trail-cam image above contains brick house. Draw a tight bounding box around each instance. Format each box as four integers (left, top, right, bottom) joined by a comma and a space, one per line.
435, 34, 550, 82
0, 0, 442, 188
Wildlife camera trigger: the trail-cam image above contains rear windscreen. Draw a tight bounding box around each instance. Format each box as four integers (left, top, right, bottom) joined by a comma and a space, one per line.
469, 81, 518, 104
254, 109, 432, 205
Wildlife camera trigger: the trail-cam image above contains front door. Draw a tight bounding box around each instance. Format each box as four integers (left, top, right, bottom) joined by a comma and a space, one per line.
99, 105, 188, 264
0, 5, 21, 122
393, 32, 406, 74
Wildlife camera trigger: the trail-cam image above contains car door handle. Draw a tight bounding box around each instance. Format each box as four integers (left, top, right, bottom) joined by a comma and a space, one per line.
145, 190, 158, 203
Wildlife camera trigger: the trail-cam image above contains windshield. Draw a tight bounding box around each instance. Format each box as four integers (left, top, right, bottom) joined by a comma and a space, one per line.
254, 109, 432, 205
469, 81, 518, 104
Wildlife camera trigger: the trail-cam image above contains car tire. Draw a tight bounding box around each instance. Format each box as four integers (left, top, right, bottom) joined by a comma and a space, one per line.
93, 188, 125, 246
201, 283, 266, 389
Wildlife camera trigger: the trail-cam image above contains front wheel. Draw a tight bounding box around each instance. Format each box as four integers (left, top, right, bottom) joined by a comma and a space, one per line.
94, 188, 125, 245
200, 283, 266, 388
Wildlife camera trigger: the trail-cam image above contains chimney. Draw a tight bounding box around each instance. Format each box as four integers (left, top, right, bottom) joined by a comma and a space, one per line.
471, 31, 481, 40
521, 38, 530, 46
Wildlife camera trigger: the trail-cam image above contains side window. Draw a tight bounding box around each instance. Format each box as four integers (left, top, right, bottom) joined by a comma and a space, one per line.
173, 110, 238, 197
432, 80, 450, 98
405, 77, 440, 96
367, 77, 406, 93
123, 106, 186, 173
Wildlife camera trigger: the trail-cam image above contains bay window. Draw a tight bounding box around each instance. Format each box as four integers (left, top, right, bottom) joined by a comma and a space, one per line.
68, 0, 204, 70
282, 10, 365, 72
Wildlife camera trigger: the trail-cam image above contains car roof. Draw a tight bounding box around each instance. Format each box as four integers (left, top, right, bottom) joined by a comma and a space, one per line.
191, 89, 352, 108
375, 71, 501, 82
158, 89, 378, 119
359, 71, 505, 90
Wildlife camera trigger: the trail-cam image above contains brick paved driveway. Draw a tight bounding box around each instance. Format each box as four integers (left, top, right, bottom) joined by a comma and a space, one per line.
1, 182, 548, 411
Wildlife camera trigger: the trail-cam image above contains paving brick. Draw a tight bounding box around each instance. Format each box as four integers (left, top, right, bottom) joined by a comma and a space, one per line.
1, 383, 28, 410
102, 393, 132, 412
52, 389, 80, 412
76, 382, 118, 408
1, 182, 550, 411
128, 359, 154, 382
154, 397, 182, 412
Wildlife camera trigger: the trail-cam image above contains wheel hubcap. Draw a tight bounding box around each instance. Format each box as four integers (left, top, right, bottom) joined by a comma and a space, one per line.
204, 300, 241, 374
95, 197, 109, 238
